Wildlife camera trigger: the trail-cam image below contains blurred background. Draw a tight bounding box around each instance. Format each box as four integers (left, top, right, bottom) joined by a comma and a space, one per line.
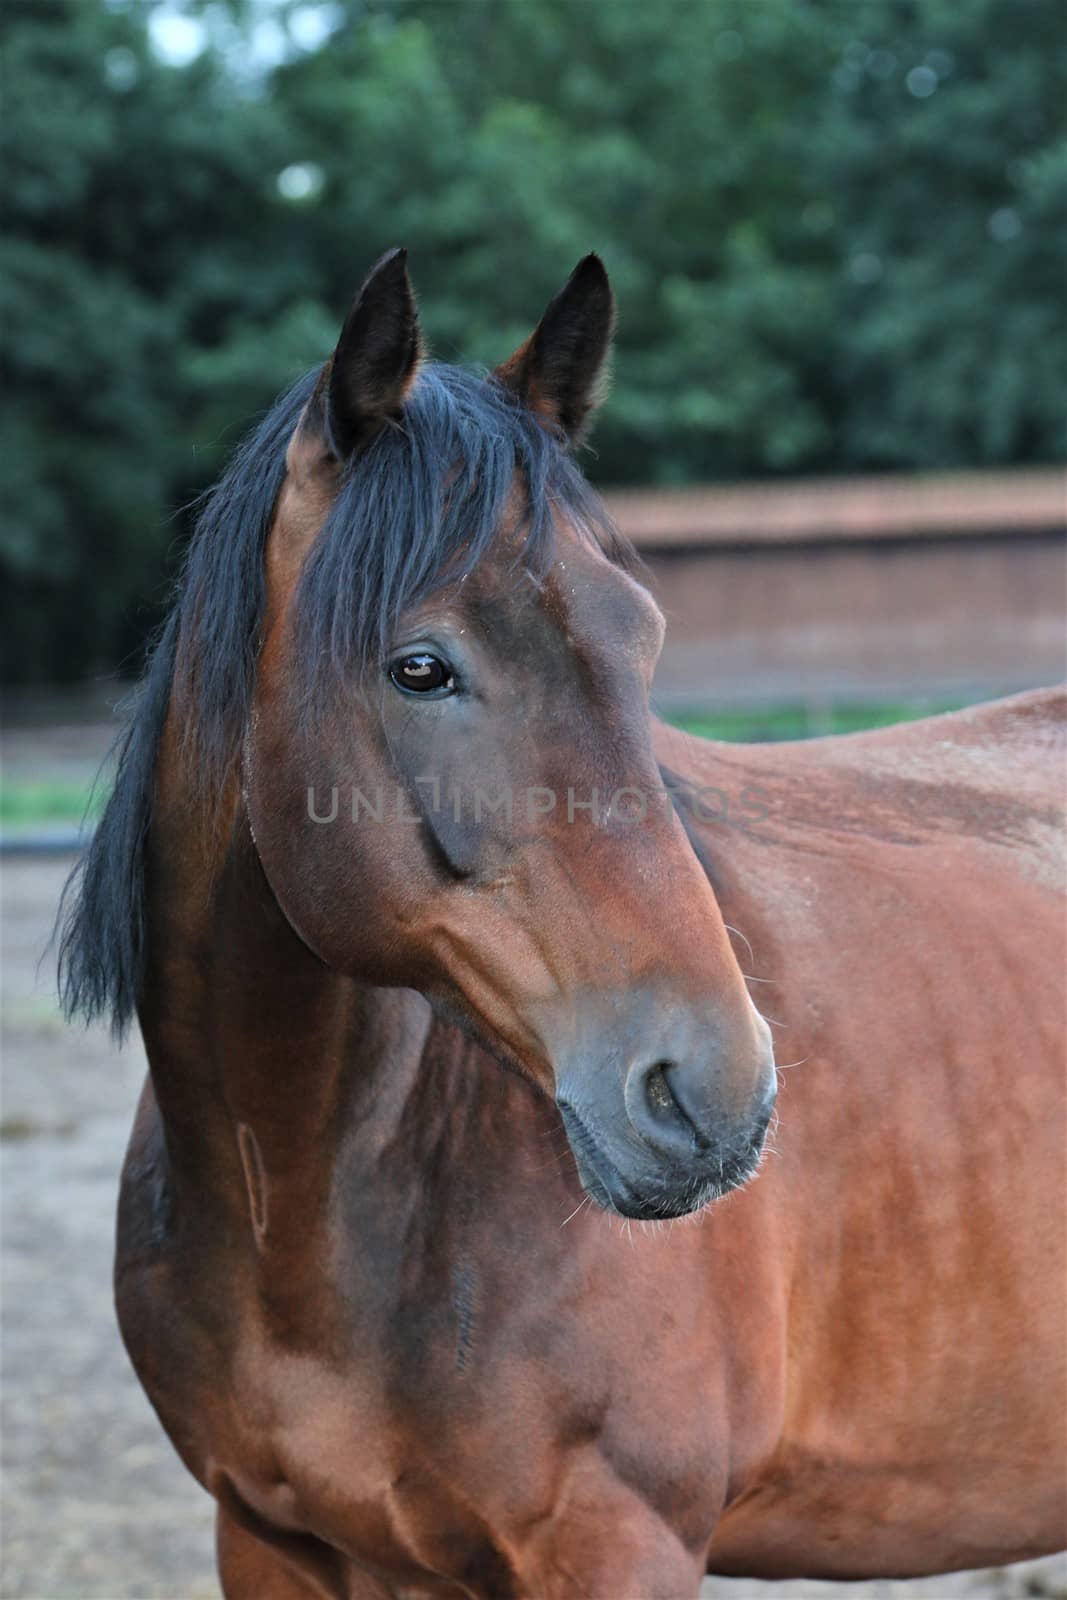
1, 1, 1065, 1596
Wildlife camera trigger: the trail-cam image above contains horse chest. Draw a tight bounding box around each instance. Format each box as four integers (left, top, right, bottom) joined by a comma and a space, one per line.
211, 1242, 717, 1593
215, 1327, 557, 1594
118, 1100, 769, 1591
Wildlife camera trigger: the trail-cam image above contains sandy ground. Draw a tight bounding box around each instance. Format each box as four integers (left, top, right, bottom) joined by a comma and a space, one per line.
2, 722, 1065, 1598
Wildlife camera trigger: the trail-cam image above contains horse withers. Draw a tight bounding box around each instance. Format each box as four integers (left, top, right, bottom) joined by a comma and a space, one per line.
61, 250, 1066, 1597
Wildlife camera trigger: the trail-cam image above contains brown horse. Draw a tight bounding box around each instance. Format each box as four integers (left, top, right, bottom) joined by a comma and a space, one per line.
61, 250, 1066, 1598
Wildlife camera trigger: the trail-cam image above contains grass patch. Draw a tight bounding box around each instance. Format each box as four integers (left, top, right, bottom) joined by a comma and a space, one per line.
0, 780, 108, 828
662, 702, 962, 743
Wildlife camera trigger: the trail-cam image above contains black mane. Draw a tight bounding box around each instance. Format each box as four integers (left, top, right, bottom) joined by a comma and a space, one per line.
58, 361, 630, 1034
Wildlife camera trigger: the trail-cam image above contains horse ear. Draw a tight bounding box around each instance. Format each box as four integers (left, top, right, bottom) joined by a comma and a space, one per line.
311, 247, 423, 463
494, 254, 615, 444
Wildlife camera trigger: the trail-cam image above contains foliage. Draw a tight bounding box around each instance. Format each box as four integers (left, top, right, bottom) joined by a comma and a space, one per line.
2, 0, 1063, 682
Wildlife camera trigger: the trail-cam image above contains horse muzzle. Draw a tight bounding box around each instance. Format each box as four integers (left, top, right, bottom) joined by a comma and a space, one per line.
553, 1005, 777, 1220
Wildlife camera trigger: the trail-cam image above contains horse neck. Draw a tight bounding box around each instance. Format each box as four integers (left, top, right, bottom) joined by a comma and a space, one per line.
137, 724, 564, 1277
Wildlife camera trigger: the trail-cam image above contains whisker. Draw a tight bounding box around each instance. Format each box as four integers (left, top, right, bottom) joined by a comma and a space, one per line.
723, 924, 755, 965
530, 1146, 573, 1174
559, 1195, 591, 1229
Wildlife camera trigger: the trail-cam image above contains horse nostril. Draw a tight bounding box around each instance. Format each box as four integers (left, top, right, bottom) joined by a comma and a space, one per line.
643, 1060, 704, 1142
645, 1062, 678, 1118
623, 1055, 708, 1159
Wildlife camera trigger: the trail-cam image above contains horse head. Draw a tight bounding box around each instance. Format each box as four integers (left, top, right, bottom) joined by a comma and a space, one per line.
243, 249, 776, 1220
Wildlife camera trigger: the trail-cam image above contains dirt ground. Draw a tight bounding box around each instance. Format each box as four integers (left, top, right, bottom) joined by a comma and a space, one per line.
2, 725, 1065, 1599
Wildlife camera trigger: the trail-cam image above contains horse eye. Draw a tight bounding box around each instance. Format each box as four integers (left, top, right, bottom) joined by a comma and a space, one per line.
389, 653, 455, 696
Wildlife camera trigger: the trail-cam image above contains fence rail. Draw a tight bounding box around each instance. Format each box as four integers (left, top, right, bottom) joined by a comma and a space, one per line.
605, 468, 1066, 550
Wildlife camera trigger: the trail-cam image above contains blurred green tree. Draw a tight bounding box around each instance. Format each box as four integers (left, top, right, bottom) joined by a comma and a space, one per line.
1, 0, 298, 680
813, 0, 1067, 469
2, 0, 1063, 682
